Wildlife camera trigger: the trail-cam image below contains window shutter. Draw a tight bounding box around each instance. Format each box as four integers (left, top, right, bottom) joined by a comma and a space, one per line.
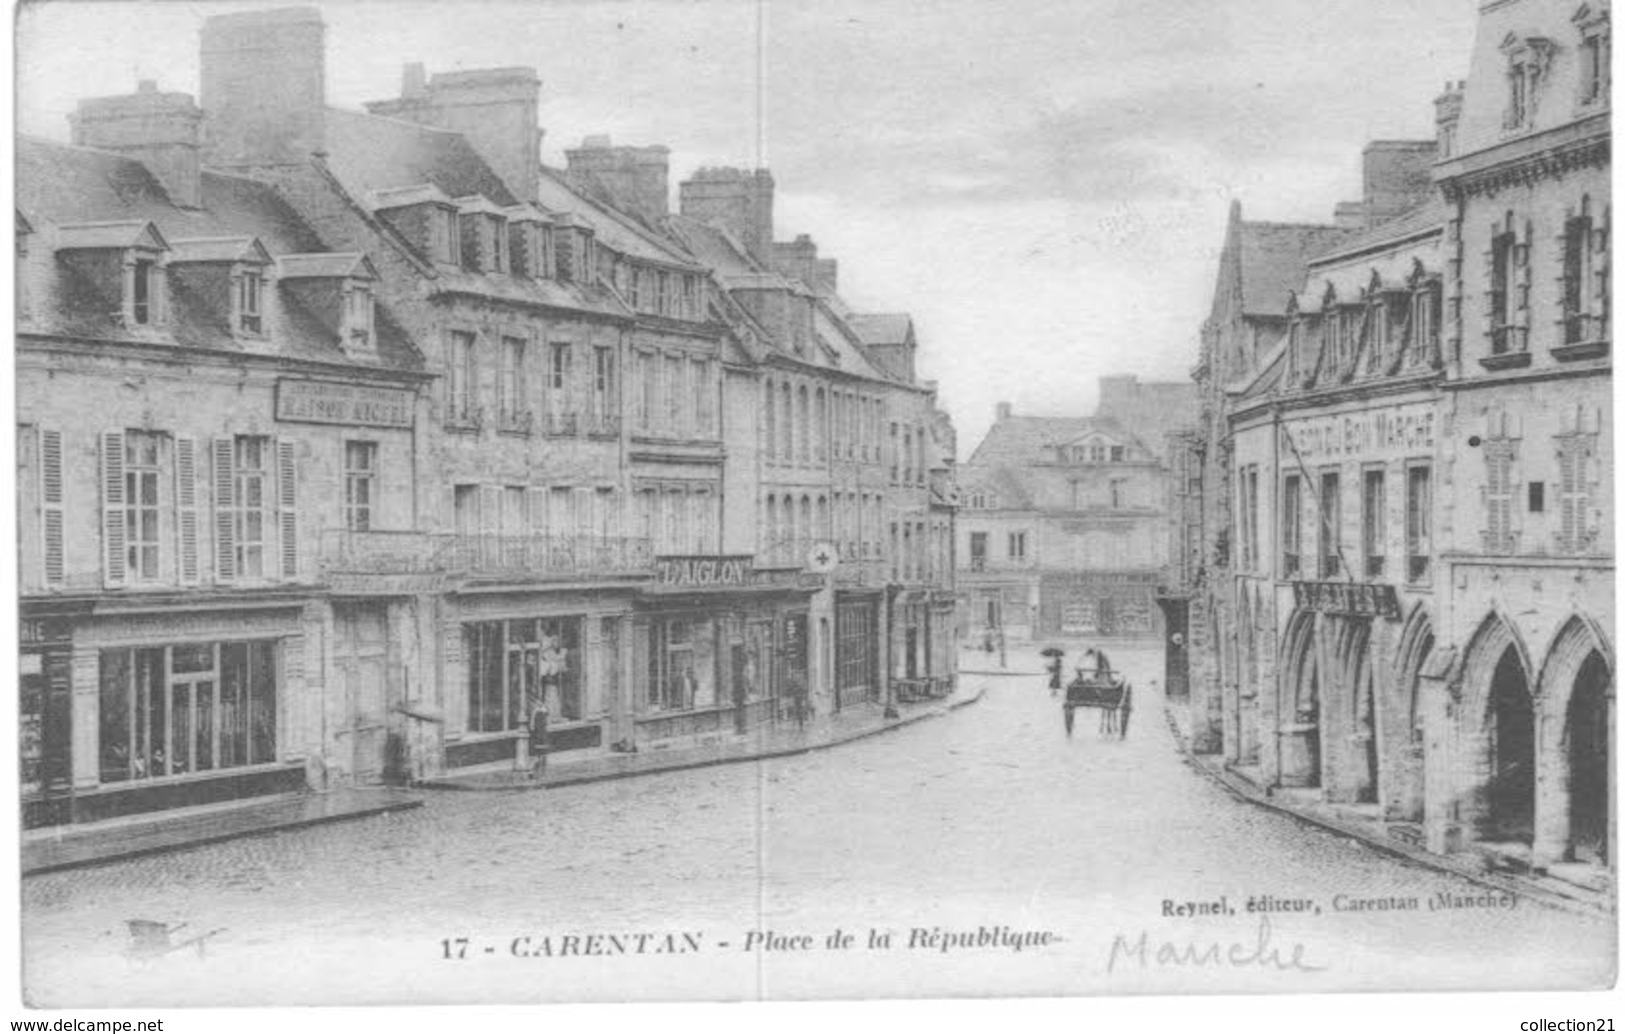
278, 439, 298, 579
100, 431, 126, 588
40, 429, 63, 586
175, 436, 200, 585
214, 437, 236, 581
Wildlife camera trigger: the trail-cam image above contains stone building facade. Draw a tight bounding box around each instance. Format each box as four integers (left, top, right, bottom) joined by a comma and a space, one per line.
1171, 0, 1612, 882
957, 377, 1194, 647
16, 5, 959, 829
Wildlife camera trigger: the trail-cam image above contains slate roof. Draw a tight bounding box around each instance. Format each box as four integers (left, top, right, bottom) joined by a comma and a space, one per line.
847, 313, 913, 346
56, 221, 168, 250
960, 464, 1035, 509
322, 107, 518, 207
966, 415, 1147, 468
277, 252, 377, 280
1310, 198, 1447, 265
168, 236, 273, 264
1094, 380, 1199, 460
535, 166, 700, 268
17, 136, 422, 372
1238, 221, 1360, 317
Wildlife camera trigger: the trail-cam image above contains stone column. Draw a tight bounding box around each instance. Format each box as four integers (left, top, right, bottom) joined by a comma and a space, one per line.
1531, 707, 1571, 870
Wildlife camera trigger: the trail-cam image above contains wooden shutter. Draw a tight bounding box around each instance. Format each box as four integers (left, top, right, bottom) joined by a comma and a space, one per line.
529, 486, 549, 535
214, 437, 236, 581
278, 439, 298, 579
40, 429, 63, 586
175, 436, 200, 585
100, 431, 126, 588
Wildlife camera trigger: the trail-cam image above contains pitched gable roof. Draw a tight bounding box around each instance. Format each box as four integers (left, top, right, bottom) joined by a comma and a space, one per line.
848, 313, 913, 346
1238, 221, 1360, 316
168, 236, 273, 265
56, 220, 168, 251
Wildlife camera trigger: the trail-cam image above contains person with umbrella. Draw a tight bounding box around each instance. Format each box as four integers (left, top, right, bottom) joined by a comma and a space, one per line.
1042, 647, 1065, 697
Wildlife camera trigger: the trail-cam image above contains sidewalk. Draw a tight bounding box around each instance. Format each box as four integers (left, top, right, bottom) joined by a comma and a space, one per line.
22, 787, 423, 877
22, 682, 989, 875
1162, 700, 1613, 921
424, 680, 987, 791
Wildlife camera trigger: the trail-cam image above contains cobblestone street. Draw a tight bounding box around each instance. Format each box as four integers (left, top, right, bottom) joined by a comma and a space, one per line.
23, 647, 1612, 1006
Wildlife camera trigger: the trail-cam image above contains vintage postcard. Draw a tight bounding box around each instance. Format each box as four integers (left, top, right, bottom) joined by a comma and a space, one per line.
11, 0, 1616, 1012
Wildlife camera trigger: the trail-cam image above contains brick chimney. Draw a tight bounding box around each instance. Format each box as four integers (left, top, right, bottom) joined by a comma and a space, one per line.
771, 233, 840, 292
563, 135, 671, 224
367, 66, 543, 203
1435, 81, 1465, 160
71, 80, 204, 208
200, 7, 327, 167
679, 167, 775, 267
1362, 139, 1437, 224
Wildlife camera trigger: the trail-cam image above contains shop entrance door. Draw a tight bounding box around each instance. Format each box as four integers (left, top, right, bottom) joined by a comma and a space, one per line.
905, 628, 919, 680
1486, 646, 1535, 844
21, 648, 73, 826
337, 603, 392, 784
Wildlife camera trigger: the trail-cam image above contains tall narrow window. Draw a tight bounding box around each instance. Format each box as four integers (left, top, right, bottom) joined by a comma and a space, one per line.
124, 432, 162, 582
1490, 223, 1519, 354
694, 358, 714, 436
1406, 464, 1432, 582
1563, 202, 1601, 345
1318, 471, 1341, 579
594, 346, 614, 421
1483, 441, 1517, 554
1556, 434, 1597, 554
344, 441, 377, 532
449, 331, 477, 425
500, 336, 526, 427
1282, 474, 1302, 578
237, 271, 263, 335
132, 259, 157, 325
1579, 30, 1609, 107
1007, 531, 1027, 561
233, 436, 270, 579
1362, 469, 1385, 578
1410, 282, 1439, 367
550, 343, 574, 433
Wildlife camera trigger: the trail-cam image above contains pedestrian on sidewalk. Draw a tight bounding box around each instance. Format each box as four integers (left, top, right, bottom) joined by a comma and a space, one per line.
1117, 682, 1133, 740
528, 696, 550, 781
1047, 653, 1064, 696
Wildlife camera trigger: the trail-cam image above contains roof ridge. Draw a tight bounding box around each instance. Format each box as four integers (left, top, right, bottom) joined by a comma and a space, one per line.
326, 106, 465, 137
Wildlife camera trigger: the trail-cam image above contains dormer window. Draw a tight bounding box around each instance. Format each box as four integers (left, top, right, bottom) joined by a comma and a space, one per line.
345, 281, 374, 349
454, 198, 510, 274
237, 269, 264, 335
57, 221, 171, 330
275, 252, 379, 356
372, 185, 460, 268
1575, 5, 1611, 108
170, 237, 274, 340
1501, 34, 1555, 130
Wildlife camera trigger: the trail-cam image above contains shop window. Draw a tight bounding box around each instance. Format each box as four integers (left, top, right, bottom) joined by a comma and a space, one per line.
98, 640, 276, 782
465, 617, 582, 732
649, 619, 704, 711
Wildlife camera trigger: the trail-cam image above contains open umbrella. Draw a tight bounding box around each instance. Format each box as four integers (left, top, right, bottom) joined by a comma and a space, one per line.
1040, 646, 1066, 658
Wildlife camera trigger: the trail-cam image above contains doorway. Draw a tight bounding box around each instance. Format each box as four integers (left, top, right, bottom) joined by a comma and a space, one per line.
1567, 651, 1610, 863
1485, 646, 1535, 844
336, 602, 393, 784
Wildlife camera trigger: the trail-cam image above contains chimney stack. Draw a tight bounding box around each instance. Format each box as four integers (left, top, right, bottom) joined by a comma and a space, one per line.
366, 67, 543, 203
201, 6, 327, 167
564, 135, 672, 225
1435, 81, 1465, 160
71, 80, 205, 208
678, 167, 775, 266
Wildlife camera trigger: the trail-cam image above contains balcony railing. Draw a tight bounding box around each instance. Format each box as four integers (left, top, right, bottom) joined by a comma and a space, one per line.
322, 530, 653, 582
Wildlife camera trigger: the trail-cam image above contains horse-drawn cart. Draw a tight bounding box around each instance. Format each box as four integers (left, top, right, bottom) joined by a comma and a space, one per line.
1063, 668, 1131, 739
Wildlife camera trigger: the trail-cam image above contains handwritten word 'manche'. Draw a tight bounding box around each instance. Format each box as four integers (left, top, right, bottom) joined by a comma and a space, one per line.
1106, 916, 1324, 974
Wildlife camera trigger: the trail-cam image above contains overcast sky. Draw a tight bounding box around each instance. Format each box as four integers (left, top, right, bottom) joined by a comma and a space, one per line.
17, 0, 1479, 455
